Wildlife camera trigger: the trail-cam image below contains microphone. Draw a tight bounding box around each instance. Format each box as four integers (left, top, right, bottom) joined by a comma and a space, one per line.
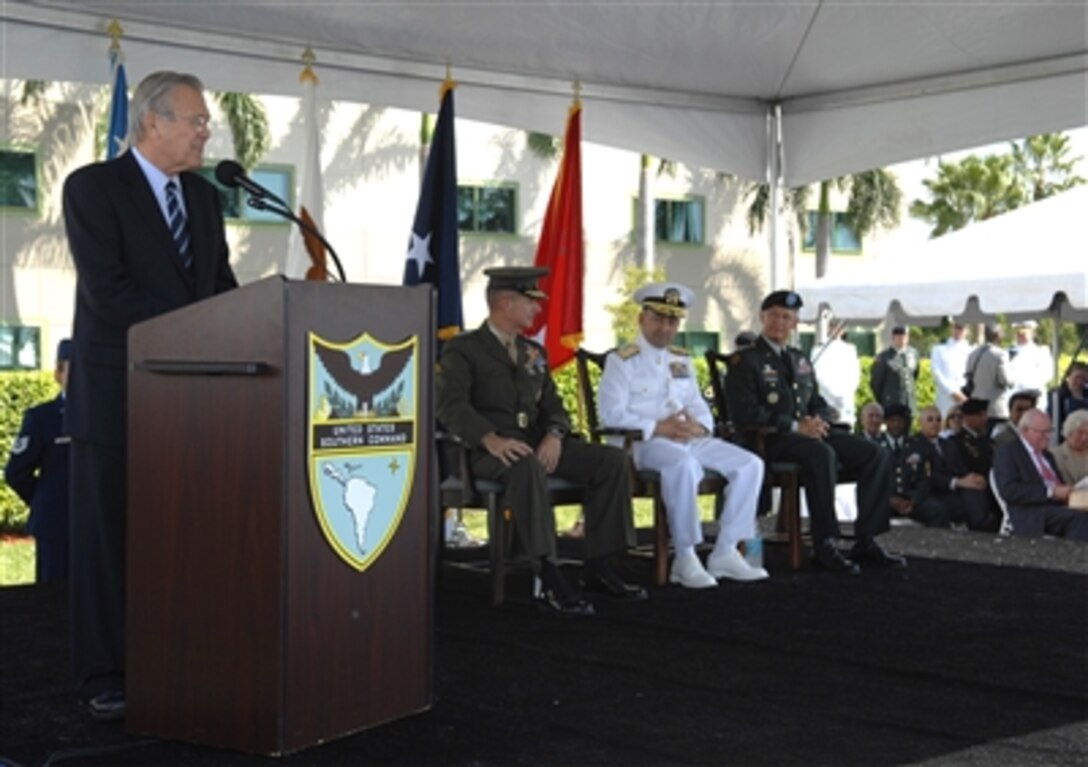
214, 160, 287, 207
214, 159, 347, 282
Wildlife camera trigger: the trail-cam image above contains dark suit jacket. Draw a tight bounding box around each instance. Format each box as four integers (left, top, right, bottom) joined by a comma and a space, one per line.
63, 151, 237, 446
993, 437, 1064, 537
436, 322, 572, 448
3, 394, 69, 541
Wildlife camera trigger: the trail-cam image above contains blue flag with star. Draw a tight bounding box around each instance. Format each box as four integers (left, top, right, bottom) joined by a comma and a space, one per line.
403, 83, 462, 347
106, 50, 128, 160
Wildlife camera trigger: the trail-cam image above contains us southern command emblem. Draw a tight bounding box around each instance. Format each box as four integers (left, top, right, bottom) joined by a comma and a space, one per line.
307, 331, 418, 571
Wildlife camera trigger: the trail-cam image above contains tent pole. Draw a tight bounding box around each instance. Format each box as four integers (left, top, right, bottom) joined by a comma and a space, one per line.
767, 104, 785, 290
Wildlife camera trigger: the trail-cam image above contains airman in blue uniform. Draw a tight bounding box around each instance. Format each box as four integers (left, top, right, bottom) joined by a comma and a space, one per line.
4, 339, 71, 583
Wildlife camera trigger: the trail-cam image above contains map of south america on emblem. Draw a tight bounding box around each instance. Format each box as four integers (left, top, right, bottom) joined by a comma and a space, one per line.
322, 463, 377, 553
308, 331, 419, 572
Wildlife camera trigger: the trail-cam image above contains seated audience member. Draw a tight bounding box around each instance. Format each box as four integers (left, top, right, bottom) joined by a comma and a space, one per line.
1048, 361, 1088, 441
944, 398, 999, 531
881, 403, 912, 458
941, 405, 963, 438
859, 402, 885, 444
993, 409, 1088, 541
1051, 409, 1088, 485
734, 330, 758, 350
891, 406, 952, 527
598, 282, 767, 588
993, 389, 1040, 448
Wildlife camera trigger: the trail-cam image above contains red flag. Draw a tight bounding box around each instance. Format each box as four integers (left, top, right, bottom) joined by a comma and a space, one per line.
527, 101, 583, 369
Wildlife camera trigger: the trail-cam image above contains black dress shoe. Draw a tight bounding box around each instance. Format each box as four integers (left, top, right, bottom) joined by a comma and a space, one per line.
581, 568, 648, 601
83, 690, 126, 721
851, 540, 908, 568
535, 587, 595, 617
811, 541, 861, 575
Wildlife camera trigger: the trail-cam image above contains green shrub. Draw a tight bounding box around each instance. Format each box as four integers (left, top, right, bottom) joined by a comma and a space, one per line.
1, 371, 59, 532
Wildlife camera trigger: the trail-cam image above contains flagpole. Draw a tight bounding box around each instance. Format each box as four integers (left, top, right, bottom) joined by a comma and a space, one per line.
105, 19, 128, 161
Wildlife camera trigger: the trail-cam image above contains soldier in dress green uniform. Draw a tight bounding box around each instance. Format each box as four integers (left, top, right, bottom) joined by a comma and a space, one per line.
437, 267, 643, 616
871, 325, 921, 412
724, 290, 905, 574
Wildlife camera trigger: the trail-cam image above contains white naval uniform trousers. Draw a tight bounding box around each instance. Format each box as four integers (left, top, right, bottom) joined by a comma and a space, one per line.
597, 334, 764, 549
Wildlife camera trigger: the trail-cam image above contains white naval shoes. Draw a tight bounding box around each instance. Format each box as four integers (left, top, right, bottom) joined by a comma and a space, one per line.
707, 546, 770, 582
669, 551, 718, 589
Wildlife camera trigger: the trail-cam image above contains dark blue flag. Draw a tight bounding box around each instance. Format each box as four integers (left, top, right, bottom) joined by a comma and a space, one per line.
107, 51, 128, 160
403, 83, 462, 345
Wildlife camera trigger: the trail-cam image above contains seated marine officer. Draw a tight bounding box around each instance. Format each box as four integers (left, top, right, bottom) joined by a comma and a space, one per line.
436, 266, 645, 616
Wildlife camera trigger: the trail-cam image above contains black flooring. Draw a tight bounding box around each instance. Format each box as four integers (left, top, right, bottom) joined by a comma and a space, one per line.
2, 525, 1086, 766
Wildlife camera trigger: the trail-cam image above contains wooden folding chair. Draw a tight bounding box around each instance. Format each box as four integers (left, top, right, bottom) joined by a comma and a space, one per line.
436, 432, 585, 605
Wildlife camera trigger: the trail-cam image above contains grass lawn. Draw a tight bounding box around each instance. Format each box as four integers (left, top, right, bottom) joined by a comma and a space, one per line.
0, 499, 720, 587
0, 535, 35, 586
452, 497, 718, 541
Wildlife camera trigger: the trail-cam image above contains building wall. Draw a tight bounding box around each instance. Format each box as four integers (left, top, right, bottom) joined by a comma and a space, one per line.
2, 79, 920, 369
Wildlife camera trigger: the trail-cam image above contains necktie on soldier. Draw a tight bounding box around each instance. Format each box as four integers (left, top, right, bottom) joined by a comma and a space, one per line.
165, 180, 193, 270
780, 349, 794, 383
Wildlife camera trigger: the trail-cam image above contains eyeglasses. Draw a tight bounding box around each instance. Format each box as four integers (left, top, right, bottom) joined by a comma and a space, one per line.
160, 111, 210, 130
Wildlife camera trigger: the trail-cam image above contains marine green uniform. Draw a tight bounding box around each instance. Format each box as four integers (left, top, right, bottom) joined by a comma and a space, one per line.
437, 322, 634, 561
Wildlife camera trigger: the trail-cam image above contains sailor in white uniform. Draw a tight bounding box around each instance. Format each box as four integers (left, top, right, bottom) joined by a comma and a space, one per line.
598, 282, 767, 588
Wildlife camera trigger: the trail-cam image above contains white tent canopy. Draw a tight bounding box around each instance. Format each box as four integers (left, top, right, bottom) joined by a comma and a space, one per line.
797, 185, 1088, 326
2, 0, 1086, 187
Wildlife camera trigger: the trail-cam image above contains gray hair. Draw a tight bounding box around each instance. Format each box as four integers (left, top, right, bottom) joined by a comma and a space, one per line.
128, 71, 205, 144
1062, 408, 1088, 440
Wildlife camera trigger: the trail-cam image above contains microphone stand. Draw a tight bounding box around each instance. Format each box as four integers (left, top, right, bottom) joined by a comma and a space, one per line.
245, 195, 347, 283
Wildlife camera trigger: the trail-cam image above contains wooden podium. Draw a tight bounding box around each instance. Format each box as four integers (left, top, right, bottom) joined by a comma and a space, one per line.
126, 277, 434, 755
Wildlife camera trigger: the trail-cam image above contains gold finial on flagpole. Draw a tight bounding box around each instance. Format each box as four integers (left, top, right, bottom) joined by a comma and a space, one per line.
440, 60, 457, 99
107, 18, 124, 55
571, 79, 582, 114
300, 45, 319, 85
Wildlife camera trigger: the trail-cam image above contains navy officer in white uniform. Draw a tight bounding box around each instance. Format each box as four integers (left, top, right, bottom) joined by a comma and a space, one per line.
598, 282, 767, 588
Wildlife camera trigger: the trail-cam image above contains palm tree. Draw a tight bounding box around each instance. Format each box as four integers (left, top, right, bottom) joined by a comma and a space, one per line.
1010, 132, 1085, 202
745, 169, 901, 279
909, 153, 1023, 237
910, 132, 1084, 238
214, 92, 270, 170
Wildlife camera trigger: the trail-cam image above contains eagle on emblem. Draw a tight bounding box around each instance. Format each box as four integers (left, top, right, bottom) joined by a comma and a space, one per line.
314, 344, 413, 413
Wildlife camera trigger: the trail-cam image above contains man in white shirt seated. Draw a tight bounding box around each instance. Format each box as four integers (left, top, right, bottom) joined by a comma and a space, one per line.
597, 282, 768, 588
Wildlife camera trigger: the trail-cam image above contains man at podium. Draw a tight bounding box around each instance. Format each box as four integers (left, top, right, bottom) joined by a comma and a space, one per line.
63, 70, 238, 720
437, 267, 646, 617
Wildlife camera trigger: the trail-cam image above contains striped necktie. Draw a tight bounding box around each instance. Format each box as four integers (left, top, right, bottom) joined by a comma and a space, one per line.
165, 180, 192, 270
